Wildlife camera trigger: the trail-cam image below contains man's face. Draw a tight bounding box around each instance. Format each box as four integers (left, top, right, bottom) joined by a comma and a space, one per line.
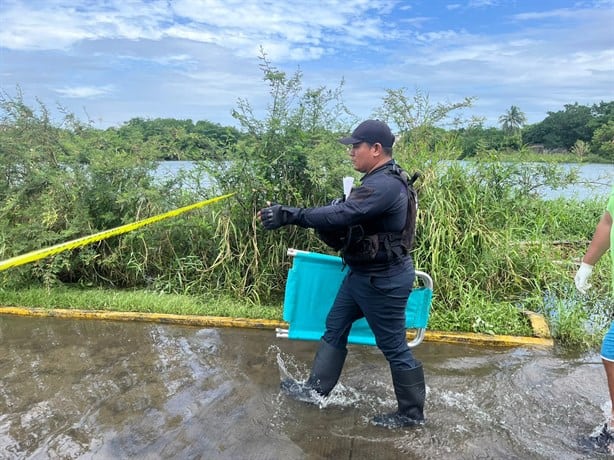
348, 141, 375, 173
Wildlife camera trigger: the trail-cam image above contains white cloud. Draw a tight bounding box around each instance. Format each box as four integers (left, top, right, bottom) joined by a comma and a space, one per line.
54, 85, 115, 98
414, 29, 468, 44
0, 0, 395, 61
467, 0, 499, 7
512, 8, 578, 21
0, 0, 611, 129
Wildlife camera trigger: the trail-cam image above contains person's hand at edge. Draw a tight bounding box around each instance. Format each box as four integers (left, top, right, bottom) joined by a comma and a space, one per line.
574, 262, 594, 294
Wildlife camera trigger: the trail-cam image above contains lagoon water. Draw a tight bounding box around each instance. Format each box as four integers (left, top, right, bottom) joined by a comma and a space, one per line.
156, 160, 614, 201
518, 162, 612, 200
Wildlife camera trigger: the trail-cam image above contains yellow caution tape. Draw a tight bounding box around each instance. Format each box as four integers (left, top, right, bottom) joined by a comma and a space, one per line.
0, 192, 235, 272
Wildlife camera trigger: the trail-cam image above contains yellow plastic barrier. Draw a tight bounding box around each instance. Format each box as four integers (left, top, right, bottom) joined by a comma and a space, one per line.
0, 192, 235, 272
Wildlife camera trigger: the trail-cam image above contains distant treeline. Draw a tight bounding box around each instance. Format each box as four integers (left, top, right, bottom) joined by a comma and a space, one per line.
456, 101, 614, 160
106, 100, 613, 162
112, 117, 242, 160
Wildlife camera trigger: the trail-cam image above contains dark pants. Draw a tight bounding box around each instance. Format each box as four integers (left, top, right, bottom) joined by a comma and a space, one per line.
322, 266, 419, 371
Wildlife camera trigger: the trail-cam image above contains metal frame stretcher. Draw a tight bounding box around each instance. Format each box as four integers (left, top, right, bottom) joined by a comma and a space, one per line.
276, 248, 434, 348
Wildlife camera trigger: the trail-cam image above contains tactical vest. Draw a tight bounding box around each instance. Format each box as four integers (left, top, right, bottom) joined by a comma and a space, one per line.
341, 165, 419, 265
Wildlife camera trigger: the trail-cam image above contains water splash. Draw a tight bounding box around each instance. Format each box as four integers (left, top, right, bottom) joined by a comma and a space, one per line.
268, 344, 373, 410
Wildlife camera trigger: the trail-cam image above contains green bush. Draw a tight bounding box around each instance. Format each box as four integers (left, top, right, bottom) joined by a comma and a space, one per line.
0, 66, 609, 348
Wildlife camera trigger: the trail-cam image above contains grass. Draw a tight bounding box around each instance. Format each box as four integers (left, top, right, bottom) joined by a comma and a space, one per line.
428, 295, 534, 337
0, 284, 538, 337
540, 285, 612, 349
0, 286, 283, 320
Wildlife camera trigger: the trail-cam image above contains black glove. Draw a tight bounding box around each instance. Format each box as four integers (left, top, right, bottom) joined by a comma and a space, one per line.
330, 197, 344, 206
260, 204, 303, 230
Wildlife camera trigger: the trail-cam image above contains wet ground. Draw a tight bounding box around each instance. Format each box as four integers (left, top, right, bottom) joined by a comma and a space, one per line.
0, 315, 610, 459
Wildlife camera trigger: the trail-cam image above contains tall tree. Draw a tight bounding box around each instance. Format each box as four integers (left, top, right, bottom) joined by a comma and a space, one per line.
523, 103, 595, 150
498, 105, 527, 134
373, 87, 476, 160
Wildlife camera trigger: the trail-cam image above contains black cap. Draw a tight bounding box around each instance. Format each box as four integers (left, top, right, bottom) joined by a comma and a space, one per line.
338, 119, 395, 148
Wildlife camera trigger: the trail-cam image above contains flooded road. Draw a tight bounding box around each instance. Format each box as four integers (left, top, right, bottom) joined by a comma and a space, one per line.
0, 315, 609, 459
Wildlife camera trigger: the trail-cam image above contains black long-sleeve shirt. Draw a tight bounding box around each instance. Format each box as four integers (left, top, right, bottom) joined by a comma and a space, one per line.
295, 160, 411, 274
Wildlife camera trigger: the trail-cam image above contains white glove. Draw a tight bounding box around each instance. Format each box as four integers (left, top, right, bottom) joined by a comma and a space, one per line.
574, 262, 594, 294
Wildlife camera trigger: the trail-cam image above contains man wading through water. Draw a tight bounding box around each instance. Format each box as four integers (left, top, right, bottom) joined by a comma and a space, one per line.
257, 120, 425, 428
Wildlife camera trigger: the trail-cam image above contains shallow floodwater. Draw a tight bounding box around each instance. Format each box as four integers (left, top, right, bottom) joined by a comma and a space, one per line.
0, 316, 610, 459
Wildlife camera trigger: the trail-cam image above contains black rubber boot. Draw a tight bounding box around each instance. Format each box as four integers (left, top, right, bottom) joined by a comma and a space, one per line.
372, 364, 426, 429
281, 340, 347, 402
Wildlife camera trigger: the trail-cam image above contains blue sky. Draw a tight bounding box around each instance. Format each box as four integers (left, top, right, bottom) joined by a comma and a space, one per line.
0, 0, 612, 130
